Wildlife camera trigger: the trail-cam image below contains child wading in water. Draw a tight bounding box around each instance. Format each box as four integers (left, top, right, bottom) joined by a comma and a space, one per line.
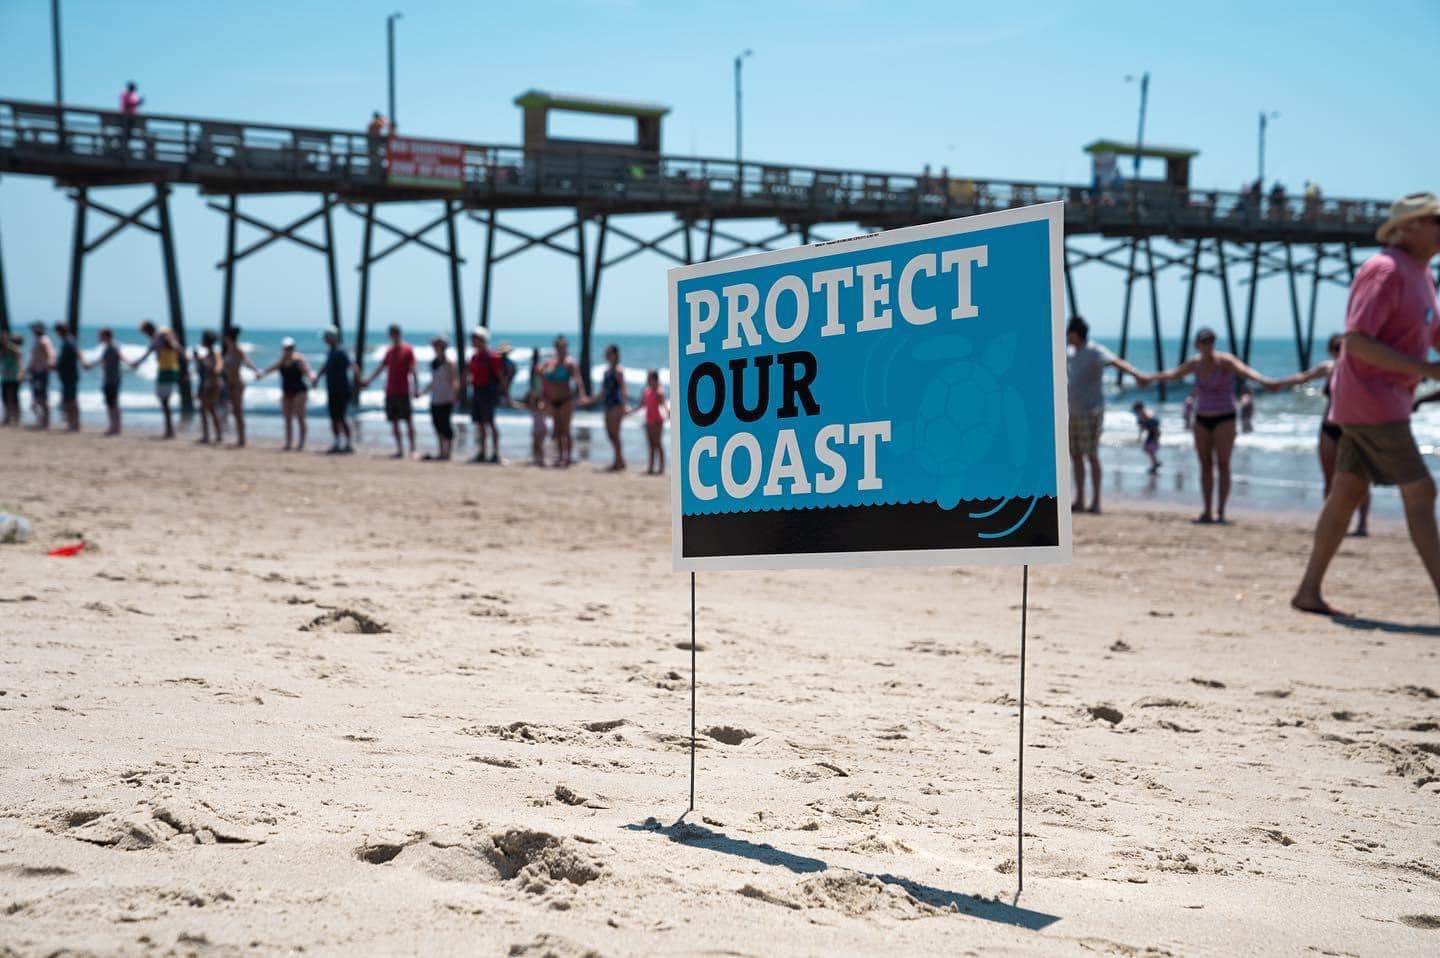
1132, 400, 1161, 473
633, 369, 668, 474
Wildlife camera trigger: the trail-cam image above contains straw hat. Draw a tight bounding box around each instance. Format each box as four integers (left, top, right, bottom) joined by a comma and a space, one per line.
1376, 191, 1440, 244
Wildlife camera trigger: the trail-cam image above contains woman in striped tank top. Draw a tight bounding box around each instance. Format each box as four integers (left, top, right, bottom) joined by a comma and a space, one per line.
1137, 327, 1289, 524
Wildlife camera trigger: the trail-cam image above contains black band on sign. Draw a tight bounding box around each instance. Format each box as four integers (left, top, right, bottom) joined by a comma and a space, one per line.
681, 498, 1060, 558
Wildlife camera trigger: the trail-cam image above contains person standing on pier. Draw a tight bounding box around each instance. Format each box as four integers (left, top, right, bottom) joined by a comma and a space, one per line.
315, 327, 354, 455
1065, 316, 1146, 514
130, 321, 184, 439
1292, 192, 1440, 617
119, 81, 143, 149
54, 323, 81, 432
361, 324, 419, 459
26, 321, 55, 430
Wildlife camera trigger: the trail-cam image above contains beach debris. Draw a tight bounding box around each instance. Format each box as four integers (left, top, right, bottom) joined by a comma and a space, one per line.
0, 513, 32, 544
300, 608, 389, 635
1087, 705, 1124, 725
1109, 639, 1132, 653
703, 725, 756, 745
47, 542, 85, 558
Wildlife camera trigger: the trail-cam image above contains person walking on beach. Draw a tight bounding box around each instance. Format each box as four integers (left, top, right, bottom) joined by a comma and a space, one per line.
1135, 327, 1287, 524
26, 321, 55, 430
315, 327, 354, 454
192, 331, 224, 445
634, 368, 668, 475
81, 327, 123, 436
130, 321, 183, 439
258, 337, 314, 451
587, 343, 629, 472
539, 334, 587, 467
361, 324, 418, 459
1131, 400, 1161, 474
1292, 192, 1440, 617
54, 323, 81, 432
221, 326, 260, 447
1065, 316, 1146, 513
424, 335, 458, 461
1, 333, 22, 426
1282, 333, 1370, 536
465, 328, 502, 464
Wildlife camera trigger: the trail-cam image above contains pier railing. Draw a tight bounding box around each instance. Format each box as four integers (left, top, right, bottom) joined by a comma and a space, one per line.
0, 98, 1387, 242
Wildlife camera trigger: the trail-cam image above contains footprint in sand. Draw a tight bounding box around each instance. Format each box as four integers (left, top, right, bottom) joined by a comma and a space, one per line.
363, 828, 605, 898
1087, 705, 1123, 725
300, 609, 389, 635
1399, 915, 1440, 930
703, 726, 756, 745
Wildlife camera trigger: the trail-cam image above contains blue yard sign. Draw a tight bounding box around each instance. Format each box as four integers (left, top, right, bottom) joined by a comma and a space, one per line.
668, 202, 1072, 570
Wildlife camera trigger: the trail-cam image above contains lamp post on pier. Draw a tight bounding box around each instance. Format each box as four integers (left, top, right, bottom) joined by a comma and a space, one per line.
734, 49, 753, 170
387, 11, 403, 129
1257, 110, 1279, 189
51, 0, 63, 106
1124, 71, 1149, 177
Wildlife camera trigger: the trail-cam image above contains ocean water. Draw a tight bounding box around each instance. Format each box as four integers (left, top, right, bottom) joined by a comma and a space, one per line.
21, 328, 1438, 519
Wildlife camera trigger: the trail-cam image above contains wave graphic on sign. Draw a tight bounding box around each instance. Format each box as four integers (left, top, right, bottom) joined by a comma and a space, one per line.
970, 496, 1040, 540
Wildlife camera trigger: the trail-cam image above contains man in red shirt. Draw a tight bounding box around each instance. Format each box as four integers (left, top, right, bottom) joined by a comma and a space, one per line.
1293, 192, 1440, 617
361, 324, 419, 459
465, 327, 504, 464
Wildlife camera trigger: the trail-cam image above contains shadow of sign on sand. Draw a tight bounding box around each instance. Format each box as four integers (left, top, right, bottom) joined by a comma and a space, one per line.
623, 818, 1060, 931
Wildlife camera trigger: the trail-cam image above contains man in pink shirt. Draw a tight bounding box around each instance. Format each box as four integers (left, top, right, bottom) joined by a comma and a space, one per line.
118, 81, 143, 146
1293, 192, 1440, 617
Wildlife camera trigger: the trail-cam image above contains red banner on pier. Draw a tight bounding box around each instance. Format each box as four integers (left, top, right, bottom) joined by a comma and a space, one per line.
385, 136, 465, 189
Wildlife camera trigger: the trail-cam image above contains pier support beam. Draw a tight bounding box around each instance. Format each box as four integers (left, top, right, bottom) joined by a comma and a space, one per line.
208, 192, 343, 342
349, 200, 467, 385
61, 180, 193, 413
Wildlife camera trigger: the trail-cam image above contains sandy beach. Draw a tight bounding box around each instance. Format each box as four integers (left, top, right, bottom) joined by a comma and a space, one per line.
1, 426, 1437, 956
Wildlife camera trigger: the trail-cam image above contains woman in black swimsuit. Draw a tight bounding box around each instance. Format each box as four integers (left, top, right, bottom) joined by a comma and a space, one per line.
1287, 333, 1369, 535
259, 337, 314, 452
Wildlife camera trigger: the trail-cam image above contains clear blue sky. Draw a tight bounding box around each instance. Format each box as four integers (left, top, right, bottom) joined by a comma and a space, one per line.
1, 0, 1436, 356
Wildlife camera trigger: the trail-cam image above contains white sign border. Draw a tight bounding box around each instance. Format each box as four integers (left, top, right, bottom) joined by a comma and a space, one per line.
667, 201, 1072, 572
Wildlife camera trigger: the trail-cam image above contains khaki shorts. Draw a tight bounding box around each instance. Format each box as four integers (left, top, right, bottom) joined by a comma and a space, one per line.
1068, 408, 1104, 457
1335, 420, 1430, 487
